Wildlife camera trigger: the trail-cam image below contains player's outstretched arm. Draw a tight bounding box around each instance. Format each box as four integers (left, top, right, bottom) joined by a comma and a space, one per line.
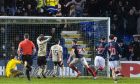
44, 36, 52, 41
37, 36, 52, 44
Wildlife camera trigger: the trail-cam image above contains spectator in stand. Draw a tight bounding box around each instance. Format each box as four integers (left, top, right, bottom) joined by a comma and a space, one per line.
66, 0, 86, 17
24, 4, 35, 16
118, 40, 130, 61
16, 0, 26, 16
69, 4, 76, 17
15, 9, 23, 16
37, 0, 45, 16
56, 4, 62, 17
59, 0, 69, 16
107, 0, 117, 15
24, 0, 37, 10
5, 0, 16, 16
137, 10, 140, 34
116, 1, 125, 36
130, 36, 140, 61
111, 24, 118, 37
128, 43, 134, 61
0, 0, 5, 15
37, 0, 58, 16
126, 8, 137, 35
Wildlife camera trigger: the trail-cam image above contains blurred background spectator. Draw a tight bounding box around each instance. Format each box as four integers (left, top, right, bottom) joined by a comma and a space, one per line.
118, 40, 130, 61
130, 35, 140, 61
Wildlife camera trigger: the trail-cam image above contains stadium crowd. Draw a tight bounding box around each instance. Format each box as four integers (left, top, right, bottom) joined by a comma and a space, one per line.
0, 0, 140, 61
0, 0, 139, 35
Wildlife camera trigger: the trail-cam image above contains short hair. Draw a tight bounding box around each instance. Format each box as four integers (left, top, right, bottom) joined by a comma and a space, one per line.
109, 34, 115, 40
24, 33, 29, 39
72, 39, 78, 44
10, 56, 16, 59
55, 39, 60, 44
101, 37, 106, 41
39, 34, 44, 41
39, 34, 44, 37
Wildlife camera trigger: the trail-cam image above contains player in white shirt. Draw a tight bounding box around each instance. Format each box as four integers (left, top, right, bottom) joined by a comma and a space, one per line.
49, 39, 64, 77
37, 34, 52, 78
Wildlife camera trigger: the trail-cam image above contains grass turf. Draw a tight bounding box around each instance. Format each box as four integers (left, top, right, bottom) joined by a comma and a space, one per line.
0, 77, 140, 84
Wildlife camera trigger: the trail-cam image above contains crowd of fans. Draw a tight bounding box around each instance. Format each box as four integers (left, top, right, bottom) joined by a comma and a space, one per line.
118, 36, 140, 61
0, 0, 140, 60
0, 0, 140, 35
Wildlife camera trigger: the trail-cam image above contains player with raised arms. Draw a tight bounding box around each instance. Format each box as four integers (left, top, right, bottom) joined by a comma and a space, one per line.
104, 34, 121, 83
67, 39, 96, 79
37, 34, 52, 78
49, 39, 64, 77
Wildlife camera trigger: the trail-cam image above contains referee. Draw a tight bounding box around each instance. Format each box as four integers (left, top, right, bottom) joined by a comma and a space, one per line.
17, 33, 36, 80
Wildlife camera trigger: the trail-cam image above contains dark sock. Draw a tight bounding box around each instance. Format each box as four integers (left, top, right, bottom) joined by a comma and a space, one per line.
87, 67, 96, 77
70, 65, 79, 73
26, 69, 30, 81
42, 73, 46, 78
27, 65, 32, 71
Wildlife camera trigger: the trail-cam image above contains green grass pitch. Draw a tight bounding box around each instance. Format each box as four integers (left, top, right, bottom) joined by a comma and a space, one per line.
0, 77, 140, 84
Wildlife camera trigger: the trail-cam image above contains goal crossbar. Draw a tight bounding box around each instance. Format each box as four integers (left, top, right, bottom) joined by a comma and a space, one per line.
0, 16, 110, 24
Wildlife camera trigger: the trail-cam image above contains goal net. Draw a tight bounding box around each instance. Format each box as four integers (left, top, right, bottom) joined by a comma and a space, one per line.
0, 16, 110, 77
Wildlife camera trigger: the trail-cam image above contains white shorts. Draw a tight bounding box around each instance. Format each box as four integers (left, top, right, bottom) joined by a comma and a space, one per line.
94, 56, 105, 69
70, 57, 88, 66
109, 61, 120, 69
52, 55, 62, 62
52, 56, 58, 62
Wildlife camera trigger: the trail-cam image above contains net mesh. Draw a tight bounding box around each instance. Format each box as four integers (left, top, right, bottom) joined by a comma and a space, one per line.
0, 17, 110, 77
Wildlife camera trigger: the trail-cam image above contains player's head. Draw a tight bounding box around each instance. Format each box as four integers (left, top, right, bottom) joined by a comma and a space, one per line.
39, 34, 45, 41
72, 39, 78, 45
10, 56, 17, 59
109, 34, 115, 40
100, 37, 106, 42
55, 39, 60, 44
24, 33, 29, 39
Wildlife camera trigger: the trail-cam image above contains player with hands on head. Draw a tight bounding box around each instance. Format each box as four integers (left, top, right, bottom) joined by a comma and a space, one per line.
37, 34, 52, 78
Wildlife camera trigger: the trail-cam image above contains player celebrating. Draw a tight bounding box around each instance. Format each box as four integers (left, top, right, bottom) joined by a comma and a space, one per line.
105, 34, 121, 83
67, 39, 96, 78
49, 39, 64, 77
94, 37, 107, 74
37, 34, 52, 78
6, 56, 23, 78
17, 33, 36, 81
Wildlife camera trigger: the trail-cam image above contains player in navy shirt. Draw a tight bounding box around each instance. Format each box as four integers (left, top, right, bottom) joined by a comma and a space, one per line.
67, 39, 96, 78
104, 34, 121, 82
72, 44, 84, 58
94, 37, 107, 74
